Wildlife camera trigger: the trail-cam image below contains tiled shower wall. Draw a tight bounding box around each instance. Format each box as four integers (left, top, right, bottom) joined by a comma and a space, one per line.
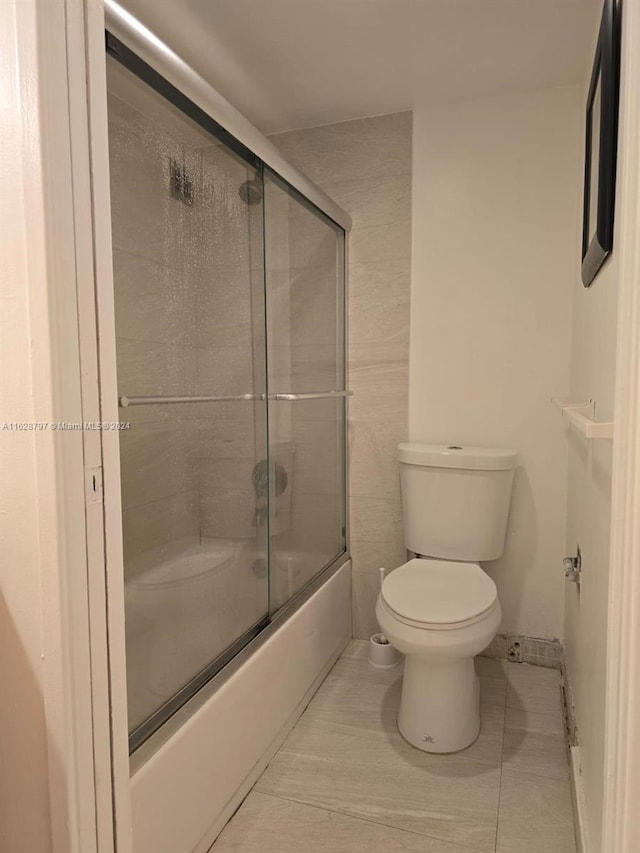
108, 75, 345, 608
108, 81, 266, 572
272, 112, 412, 638
109, 87, 411, 633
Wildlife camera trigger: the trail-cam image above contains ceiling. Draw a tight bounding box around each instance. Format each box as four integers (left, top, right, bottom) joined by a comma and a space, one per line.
119, 0, 600, 135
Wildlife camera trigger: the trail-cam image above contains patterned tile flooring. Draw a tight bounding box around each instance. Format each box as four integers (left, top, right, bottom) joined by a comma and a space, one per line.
212, 640, 576, 853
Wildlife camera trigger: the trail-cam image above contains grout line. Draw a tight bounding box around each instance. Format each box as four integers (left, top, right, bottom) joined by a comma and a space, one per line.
498, 766, 574, 787
231, 648, 572, 853
251, 790, 489, 853
504, 705, 567, 733
493, 663, 509, 853
250, 651, 570, 853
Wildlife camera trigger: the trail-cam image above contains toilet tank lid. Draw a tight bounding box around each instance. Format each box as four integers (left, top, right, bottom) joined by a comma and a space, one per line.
397, 443, 519, 471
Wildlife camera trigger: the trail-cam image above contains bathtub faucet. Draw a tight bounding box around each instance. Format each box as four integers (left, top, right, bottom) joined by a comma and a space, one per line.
253, 503, 268, 527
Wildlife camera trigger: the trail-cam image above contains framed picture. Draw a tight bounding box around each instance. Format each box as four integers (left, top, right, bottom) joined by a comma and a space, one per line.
581, 0, 620, 287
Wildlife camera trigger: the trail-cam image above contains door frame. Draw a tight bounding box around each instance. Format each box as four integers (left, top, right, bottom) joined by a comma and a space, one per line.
75, 0, 133, 848
602, 1, 640, 850
34, 0, 640, 850
29, 0, 132, 849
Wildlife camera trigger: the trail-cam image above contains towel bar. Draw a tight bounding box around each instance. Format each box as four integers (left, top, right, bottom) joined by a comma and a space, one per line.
551, 397, 613, 440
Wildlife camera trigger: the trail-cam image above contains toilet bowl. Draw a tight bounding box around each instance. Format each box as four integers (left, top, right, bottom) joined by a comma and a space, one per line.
376, 558, 501, 752
376, 443, 518, 754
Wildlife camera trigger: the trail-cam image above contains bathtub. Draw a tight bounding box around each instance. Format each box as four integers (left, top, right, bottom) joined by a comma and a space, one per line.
125, 537, 265, 732
126, 542, 351, 853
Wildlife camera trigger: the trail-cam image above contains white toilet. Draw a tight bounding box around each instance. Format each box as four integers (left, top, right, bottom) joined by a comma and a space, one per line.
376, 442, 518, 753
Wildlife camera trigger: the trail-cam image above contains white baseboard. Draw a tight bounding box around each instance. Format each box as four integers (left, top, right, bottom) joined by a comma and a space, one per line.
569, 746, 591, 853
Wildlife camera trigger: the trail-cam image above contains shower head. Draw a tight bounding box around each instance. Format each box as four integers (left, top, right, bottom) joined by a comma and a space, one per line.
238, 177, 263, 206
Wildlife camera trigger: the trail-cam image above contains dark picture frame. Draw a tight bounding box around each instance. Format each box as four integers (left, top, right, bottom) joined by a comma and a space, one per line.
581, 0, 621, 287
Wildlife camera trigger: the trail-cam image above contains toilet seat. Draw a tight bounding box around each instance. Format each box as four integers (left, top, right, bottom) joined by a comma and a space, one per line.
381, 558, 498, 630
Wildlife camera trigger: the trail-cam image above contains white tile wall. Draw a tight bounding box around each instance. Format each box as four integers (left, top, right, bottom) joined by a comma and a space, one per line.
110, 87, 411, 631
108, 88, 263, 571
272, 112, 412, 637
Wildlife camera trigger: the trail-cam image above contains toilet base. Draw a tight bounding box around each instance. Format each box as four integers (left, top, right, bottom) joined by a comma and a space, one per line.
397, 655, 480, 753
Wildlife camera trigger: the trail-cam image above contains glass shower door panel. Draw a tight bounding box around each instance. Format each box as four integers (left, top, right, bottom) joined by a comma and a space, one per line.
106, 54, 269, 749
264, 170, 347, 612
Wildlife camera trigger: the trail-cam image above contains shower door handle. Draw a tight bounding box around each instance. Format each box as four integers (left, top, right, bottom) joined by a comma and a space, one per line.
118, 391, 353, 407
119, 393, 260, 407
272, 390, 353, 401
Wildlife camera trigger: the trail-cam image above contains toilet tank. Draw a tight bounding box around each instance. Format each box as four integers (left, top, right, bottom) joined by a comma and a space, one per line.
398, 443, 518, 562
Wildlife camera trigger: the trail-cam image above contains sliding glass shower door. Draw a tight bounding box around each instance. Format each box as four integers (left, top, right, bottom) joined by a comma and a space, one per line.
107, 51, 270, 750
264, 170, 347, 612
106, 37, 346, 752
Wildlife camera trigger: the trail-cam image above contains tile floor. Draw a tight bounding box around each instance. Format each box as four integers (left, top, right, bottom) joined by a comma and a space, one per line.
212, 640, 576, 853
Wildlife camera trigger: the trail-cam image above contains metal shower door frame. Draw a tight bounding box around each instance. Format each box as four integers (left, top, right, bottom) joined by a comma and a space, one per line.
105, 26, 351, 754
103, 0, 352, 233
54, 0, 351, 848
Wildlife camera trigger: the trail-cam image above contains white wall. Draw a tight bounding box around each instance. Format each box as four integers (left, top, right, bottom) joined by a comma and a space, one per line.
1, 3, 101, 850
563, 6, 628, 849
564, 235, 617, 853
1, 2, 53, 849
409, 85, 582, 640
